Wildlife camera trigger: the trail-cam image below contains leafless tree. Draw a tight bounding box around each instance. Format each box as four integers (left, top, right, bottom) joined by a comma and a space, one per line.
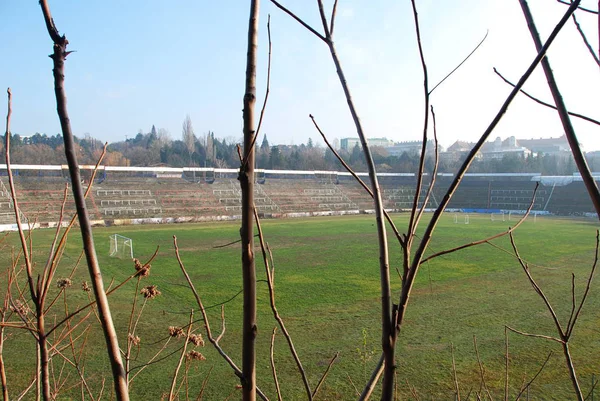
182, 115, 196, 166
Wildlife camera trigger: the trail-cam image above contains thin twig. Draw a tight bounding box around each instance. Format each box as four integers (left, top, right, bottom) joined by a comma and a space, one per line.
311, 352, 339, 399
254, 208, 312, 399
269, 328, 282, 401
451, 343, 461, 401
173, 236, 269, 401
429, 30, 489, 94
566, 230, 599, 337
309, 114, 405, 249
329, 0, 339, 37
242, 14, 273, 171
411, 105, 441, 250
504, 326, 509, 401
195, 365, 213, 401
406, 0, 431, 257
505, 326, 564, 344
556, 0, 598, 14
269, 0, 327, 42
493, 68, 600, 126
473, 336, 493, 401
169, 311, 194, 401
572, 13, 600, 66
514, 352, 553, 401
421, 185, 537, 264
510, 232, 566, 339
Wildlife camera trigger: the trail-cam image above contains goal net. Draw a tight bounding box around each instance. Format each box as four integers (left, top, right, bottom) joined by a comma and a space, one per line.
490, 211, 505, 222
453, 213, 470, 224
109, 234, 133, 259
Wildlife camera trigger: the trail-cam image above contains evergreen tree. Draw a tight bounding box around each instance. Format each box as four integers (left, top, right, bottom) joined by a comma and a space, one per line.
260, 134, 270, 151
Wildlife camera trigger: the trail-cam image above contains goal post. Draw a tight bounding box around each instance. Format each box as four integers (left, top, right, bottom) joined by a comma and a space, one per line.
490, 211, 505, 222
109, 234, 134, 259
453, 213, 469, 224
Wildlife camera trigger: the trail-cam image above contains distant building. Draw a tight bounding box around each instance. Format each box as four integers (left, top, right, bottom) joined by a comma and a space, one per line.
517, 134, 572, 155
340, 137, 393, 151
444, 136, 531, 161
387, 140, 438, 156
339, 137, 442, 156
480, 136, 531, 160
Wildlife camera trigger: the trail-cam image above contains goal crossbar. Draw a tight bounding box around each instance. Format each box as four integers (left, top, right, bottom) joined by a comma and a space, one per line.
109, 234, 133, 259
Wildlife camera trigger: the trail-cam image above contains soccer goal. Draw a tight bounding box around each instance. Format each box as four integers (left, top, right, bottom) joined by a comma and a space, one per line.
109, 234, 134, 259
490, 211, 505, 222
454, 213, 470, 224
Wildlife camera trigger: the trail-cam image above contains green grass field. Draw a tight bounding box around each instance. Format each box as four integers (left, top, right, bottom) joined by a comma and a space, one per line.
1, 213, 600, 400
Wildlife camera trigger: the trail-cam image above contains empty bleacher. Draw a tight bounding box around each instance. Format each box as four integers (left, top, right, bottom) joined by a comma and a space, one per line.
0, 166, 598, 227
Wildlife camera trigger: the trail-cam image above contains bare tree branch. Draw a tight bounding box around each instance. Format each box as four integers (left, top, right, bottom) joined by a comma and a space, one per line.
168, 311, 193, 401
173, 236, 269, 401
556, 0, 598, 14
309, 114, 406, 249
329, 0, 339, 37
269, 1, 327, 42
274, 0, 393, 394
269, 328, 282, 401
406, 0, 431, 256
429, 30, 489, 95
504, 327, 509, 401
243, 14, 272, 171
421, 185, 537, 264
254, 208, 312, 399
311, 352, 339, 399
451, 343, 461, 401
514, 351, 553, 401
519, 0, 600, 219
472, 336, 493, 401
566, 230, 599, 337
358, 354, 384, 401
493, 68, 600, 126
395, 0, 583, 348
571, 13, 600, 66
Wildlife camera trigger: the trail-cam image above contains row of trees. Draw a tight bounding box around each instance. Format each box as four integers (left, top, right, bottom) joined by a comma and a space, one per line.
2, 123, 595, 176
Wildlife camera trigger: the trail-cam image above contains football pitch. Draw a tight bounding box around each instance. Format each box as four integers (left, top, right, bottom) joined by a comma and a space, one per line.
2, 213, 600, 400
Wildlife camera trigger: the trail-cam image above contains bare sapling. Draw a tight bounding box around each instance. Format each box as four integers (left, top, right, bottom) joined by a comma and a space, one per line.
37, 2, 129, 399
507, 230, 599, 401
268, 0, 394, 395
240, 1, 260, 399
269, 1, 583, 398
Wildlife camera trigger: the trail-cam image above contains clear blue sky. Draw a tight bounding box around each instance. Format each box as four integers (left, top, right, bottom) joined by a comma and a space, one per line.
1, 1, 599, 150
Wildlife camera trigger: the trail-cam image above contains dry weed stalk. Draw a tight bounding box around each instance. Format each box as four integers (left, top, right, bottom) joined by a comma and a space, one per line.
3, 88, 146, 400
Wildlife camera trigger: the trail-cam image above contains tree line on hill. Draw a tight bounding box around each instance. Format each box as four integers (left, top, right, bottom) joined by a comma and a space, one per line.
2, 124, 597, 176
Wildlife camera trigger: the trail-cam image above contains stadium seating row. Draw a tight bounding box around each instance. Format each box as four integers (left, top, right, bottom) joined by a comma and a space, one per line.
0, 171, 595, 225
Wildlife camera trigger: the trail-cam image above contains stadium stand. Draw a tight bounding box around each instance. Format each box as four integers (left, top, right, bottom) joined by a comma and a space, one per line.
0, 165, 596, 230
